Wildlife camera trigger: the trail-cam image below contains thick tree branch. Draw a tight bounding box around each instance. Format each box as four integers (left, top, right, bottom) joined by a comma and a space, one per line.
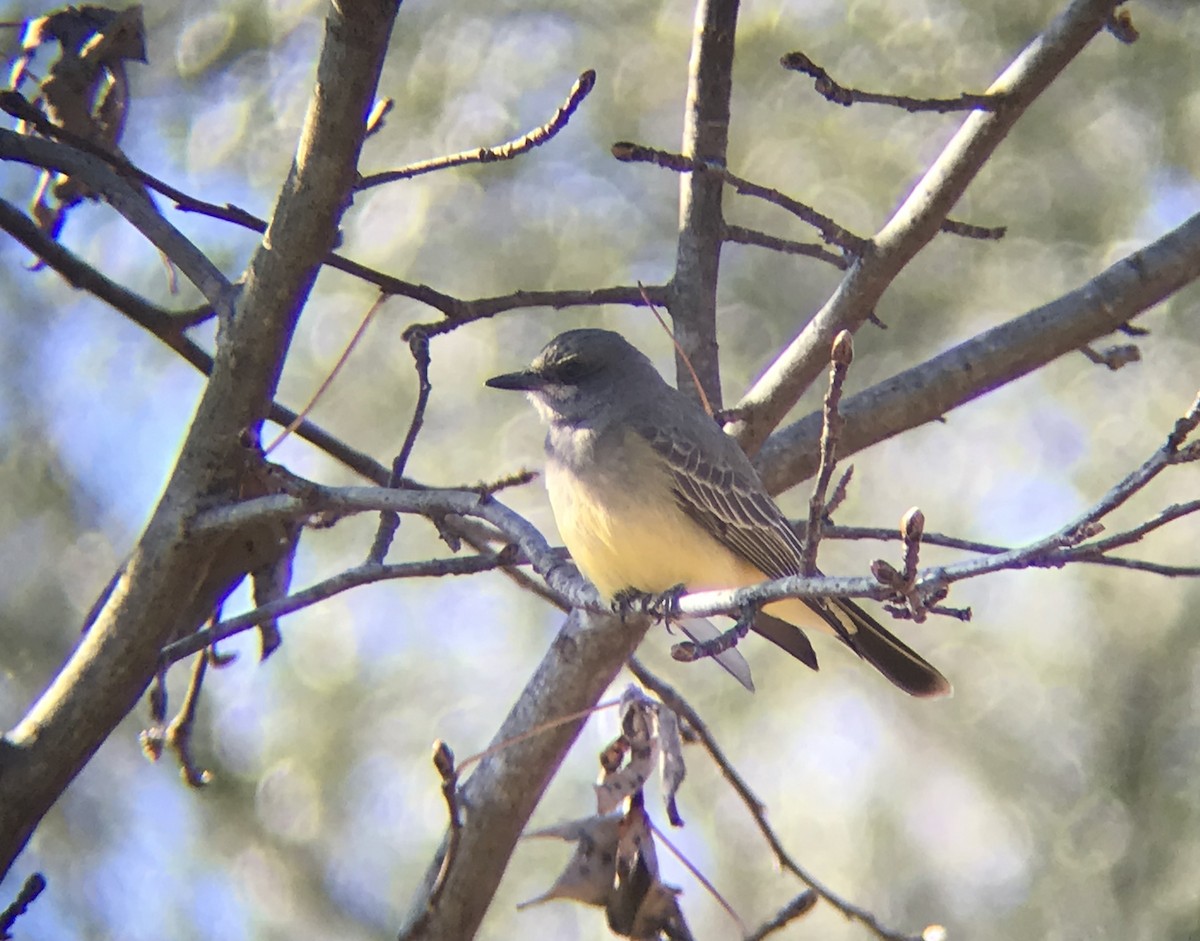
396, 608, 651, 941
729, 0, 1123, 455
0, 128, 233, 314
755, 211, 1200, 493
0, 1, 400, 878
668, 0, 740, 407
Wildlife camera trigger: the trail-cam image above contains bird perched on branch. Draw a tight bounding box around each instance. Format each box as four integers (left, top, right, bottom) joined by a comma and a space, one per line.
487, 328, 950, 698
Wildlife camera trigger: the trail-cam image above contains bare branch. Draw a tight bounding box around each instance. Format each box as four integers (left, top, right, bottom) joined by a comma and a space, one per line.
0, 0, 402, 877
161, 551, 514, 665
368, 328, 433, 563
614, 141, 865, 254
825, 520, 1200, 577
730, 0, 1127, 455
802, 331, 853, 574
756, 212, 1200, 493
408, 283, 669, 339
357, 70, 596, 190
0, 873, 46, 940
744, 892, 819, 941
723, 222, 849, 268
781, 50, 1008, 113
667, 0, 740, 407
939, 218, 1007, 240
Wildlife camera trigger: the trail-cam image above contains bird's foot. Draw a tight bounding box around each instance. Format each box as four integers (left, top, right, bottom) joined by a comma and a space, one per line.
611, 584, 687, 622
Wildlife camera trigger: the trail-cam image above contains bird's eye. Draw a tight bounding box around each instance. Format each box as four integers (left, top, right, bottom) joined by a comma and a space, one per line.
551, 357, 591, 384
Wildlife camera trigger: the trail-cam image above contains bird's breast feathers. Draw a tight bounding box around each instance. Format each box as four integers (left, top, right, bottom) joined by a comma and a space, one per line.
545, 429, 763, 599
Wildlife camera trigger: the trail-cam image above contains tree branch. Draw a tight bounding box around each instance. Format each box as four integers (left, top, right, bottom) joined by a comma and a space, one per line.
357, 69, 596, 190
729, 0, 1124, 455
0, 1, 400, 878
755, 211, 1200, 493
668, 0, 740, 407
0, 128, 233, 315
397, 609, 653, 941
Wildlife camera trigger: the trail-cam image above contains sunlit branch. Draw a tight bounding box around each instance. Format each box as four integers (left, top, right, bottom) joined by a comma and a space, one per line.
730, 0, 1130, 455
357, 69, 596, 190
756, 212, 1200, 494
781, 49, 1008, 113
612, 140, 865, 254
161, 550, 516, 665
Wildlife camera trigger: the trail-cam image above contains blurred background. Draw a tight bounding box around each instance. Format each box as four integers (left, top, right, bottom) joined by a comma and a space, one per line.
0, 0, 1198, 938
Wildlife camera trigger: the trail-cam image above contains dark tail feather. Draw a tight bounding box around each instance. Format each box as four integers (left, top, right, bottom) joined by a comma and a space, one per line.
752, 612, 819, 672
814, 598, 952, 699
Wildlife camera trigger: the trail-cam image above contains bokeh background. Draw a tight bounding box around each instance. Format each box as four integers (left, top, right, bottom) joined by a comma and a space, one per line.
1, 0, 1198, 939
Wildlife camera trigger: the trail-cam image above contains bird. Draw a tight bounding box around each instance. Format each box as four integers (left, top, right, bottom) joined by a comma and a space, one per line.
486, 328, 950, 698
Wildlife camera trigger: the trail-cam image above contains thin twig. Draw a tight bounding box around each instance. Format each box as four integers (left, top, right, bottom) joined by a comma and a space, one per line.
161, 550, 515, 664
1080, 342, 1141, 370
165, 652, 212, 787
406, 283, 669, 338
454, 699, 622, 776
640, 281, 714, 418
724, 223, 848, 268
612, 140, 866, 254
824, 521, 1200, 577
780, 50, 1008, 113
650, 820, 746, 936
823, 466, 854, 519
357, 70, 596, 190
669, 608, 753, 663
0, 872, 46, 941
428, 741, 462, 909
802, 331, 853, 575
939, 217, 1007, 240
744, 892, 820, 941
472, 469, 539, 495
627, 660, 923, 941
368, 328, 433, 563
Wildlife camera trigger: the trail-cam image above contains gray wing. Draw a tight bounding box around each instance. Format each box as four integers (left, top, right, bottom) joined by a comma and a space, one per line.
629, 412, 804, 580
628, 405, 951, 697
629, 408, 855, 648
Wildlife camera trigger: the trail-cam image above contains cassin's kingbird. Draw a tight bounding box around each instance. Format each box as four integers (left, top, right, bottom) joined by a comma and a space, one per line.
487, 328, 950, 698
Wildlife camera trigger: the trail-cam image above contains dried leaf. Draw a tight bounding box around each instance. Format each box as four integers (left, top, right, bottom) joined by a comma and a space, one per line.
9, 5, 148, 236
518, 814, 622, 909
596, 689, 657, 814
657, 705, 686, 827
610, 804, 690, 940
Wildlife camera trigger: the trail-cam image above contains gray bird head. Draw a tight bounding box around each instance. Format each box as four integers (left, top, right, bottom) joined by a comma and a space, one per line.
485, 329, 664, 428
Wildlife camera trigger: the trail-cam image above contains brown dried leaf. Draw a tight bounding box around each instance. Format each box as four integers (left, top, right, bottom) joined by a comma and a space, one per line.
10, 5, 147, 234
610, 804, 690, 940
657, 705, 686, 827
518, 814, 622, 909
596, 689, 657, 814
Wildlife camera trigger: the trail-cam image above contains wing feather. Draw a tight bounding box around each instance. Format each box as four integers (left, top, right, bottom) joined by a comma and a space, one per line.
632, 420, 804, 579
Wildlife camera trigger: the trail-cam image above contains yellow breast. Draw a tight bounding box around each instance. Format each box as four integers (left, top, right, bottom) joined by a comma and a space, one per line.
543, 429, 831, 635
545, 432, 761, 599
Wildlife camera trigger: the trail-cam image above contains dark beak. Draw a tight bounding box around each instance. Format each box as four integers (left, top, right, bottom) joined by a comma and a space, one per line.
485, 369, 546, 392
